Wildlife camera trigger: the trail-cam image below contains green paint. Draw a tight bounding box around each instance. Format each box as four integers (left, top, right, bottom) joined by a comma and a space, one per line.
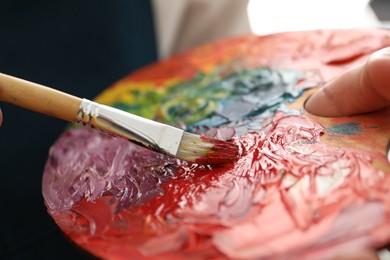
327, 122, 362, 136
104, 66, 306, 130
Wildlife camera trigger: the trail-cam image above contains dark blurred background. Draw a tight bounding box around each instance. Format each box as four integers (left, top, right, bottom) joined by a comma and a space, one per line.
0, 1, 156, 259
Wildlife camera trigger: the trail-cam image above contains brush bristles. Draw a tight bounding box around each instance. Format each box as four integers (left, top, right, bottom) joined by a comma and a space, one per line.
176, 132, 214, 162
176, 132, 239, 165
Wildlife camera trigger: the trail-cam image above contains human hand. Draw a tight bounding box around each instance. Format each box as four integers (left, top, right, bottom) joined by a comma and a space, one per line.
0, 108, 2, 126
305, 47, 390, 116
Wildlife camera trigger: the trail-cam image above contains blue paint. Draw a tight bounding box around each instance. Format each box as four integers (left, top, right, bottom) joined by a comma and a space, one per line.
189, 67, 308, 132
327, 122, 362, 136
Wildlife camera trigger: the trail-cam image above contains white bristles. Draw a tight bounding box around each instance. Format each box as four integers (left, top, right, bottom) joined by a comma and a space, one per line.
176, 132, 214, 162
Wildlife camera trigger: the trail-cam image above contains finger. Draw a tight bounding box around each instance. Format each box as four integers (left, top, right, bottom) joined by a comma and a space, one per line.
305, 47, 390, 117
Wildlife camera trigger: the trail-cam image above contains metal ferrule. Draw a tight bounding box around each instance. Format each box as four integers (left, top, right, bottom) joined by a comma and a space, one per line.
76, 99, 184, 156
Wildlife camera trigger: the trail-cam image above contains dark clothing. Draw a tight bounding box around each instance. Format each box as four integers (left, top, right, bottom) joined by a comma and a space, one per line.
0, 1, 157, 259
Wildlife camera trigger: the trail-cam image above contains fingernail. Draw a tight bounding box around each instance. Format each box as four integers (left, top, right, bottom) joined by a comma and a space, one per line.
303, 94, 312, 109
303, 92, 317, 113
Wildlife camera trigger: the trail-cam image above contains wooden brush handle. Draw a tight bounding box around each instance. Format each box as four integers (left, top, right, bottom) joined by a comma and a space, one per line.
0, 73, 82, 122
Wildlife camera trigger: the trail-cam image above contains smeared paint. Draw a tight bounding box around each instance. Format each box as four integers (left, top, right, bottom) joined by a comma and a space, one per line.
83, 67, 308, 129
42, 114, 388, 259
42, 29, 390, 260
43, 67, 308, 215
42, 64, 390, 259
327, 122, 362, 136
43, 129, 179, 214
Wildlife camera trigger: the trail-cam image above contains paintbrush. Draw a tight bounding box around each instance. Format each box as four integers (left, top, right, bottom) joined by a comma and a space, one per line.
0, 73, 239, 164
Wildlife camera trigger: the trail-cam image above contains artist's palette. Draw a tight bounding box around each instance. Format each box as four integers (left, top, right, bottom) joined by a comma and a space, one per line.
43, 29, 390, 259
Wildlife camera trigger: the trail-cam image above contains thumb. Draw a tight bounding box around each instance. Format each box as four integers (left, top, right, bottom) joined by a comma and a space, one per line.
305, 47, 390, 117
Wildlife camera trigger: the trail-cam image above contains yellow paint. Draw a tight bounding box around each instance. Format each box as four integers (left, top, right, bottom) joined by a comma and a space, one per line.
94, 77, 182, 106
94, 81, 154, 105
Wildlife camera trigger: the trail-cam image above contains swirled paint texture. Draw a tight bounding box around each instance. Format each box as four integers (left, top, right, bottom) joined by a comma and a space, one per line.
43, 29, 390, 259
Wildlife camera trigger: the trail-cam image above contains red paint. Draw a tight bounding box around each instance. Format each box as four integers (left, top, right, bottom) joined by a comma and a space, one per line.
195, 137, 240, 165
43, 29, 390, 259
49, 114, 390, 259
